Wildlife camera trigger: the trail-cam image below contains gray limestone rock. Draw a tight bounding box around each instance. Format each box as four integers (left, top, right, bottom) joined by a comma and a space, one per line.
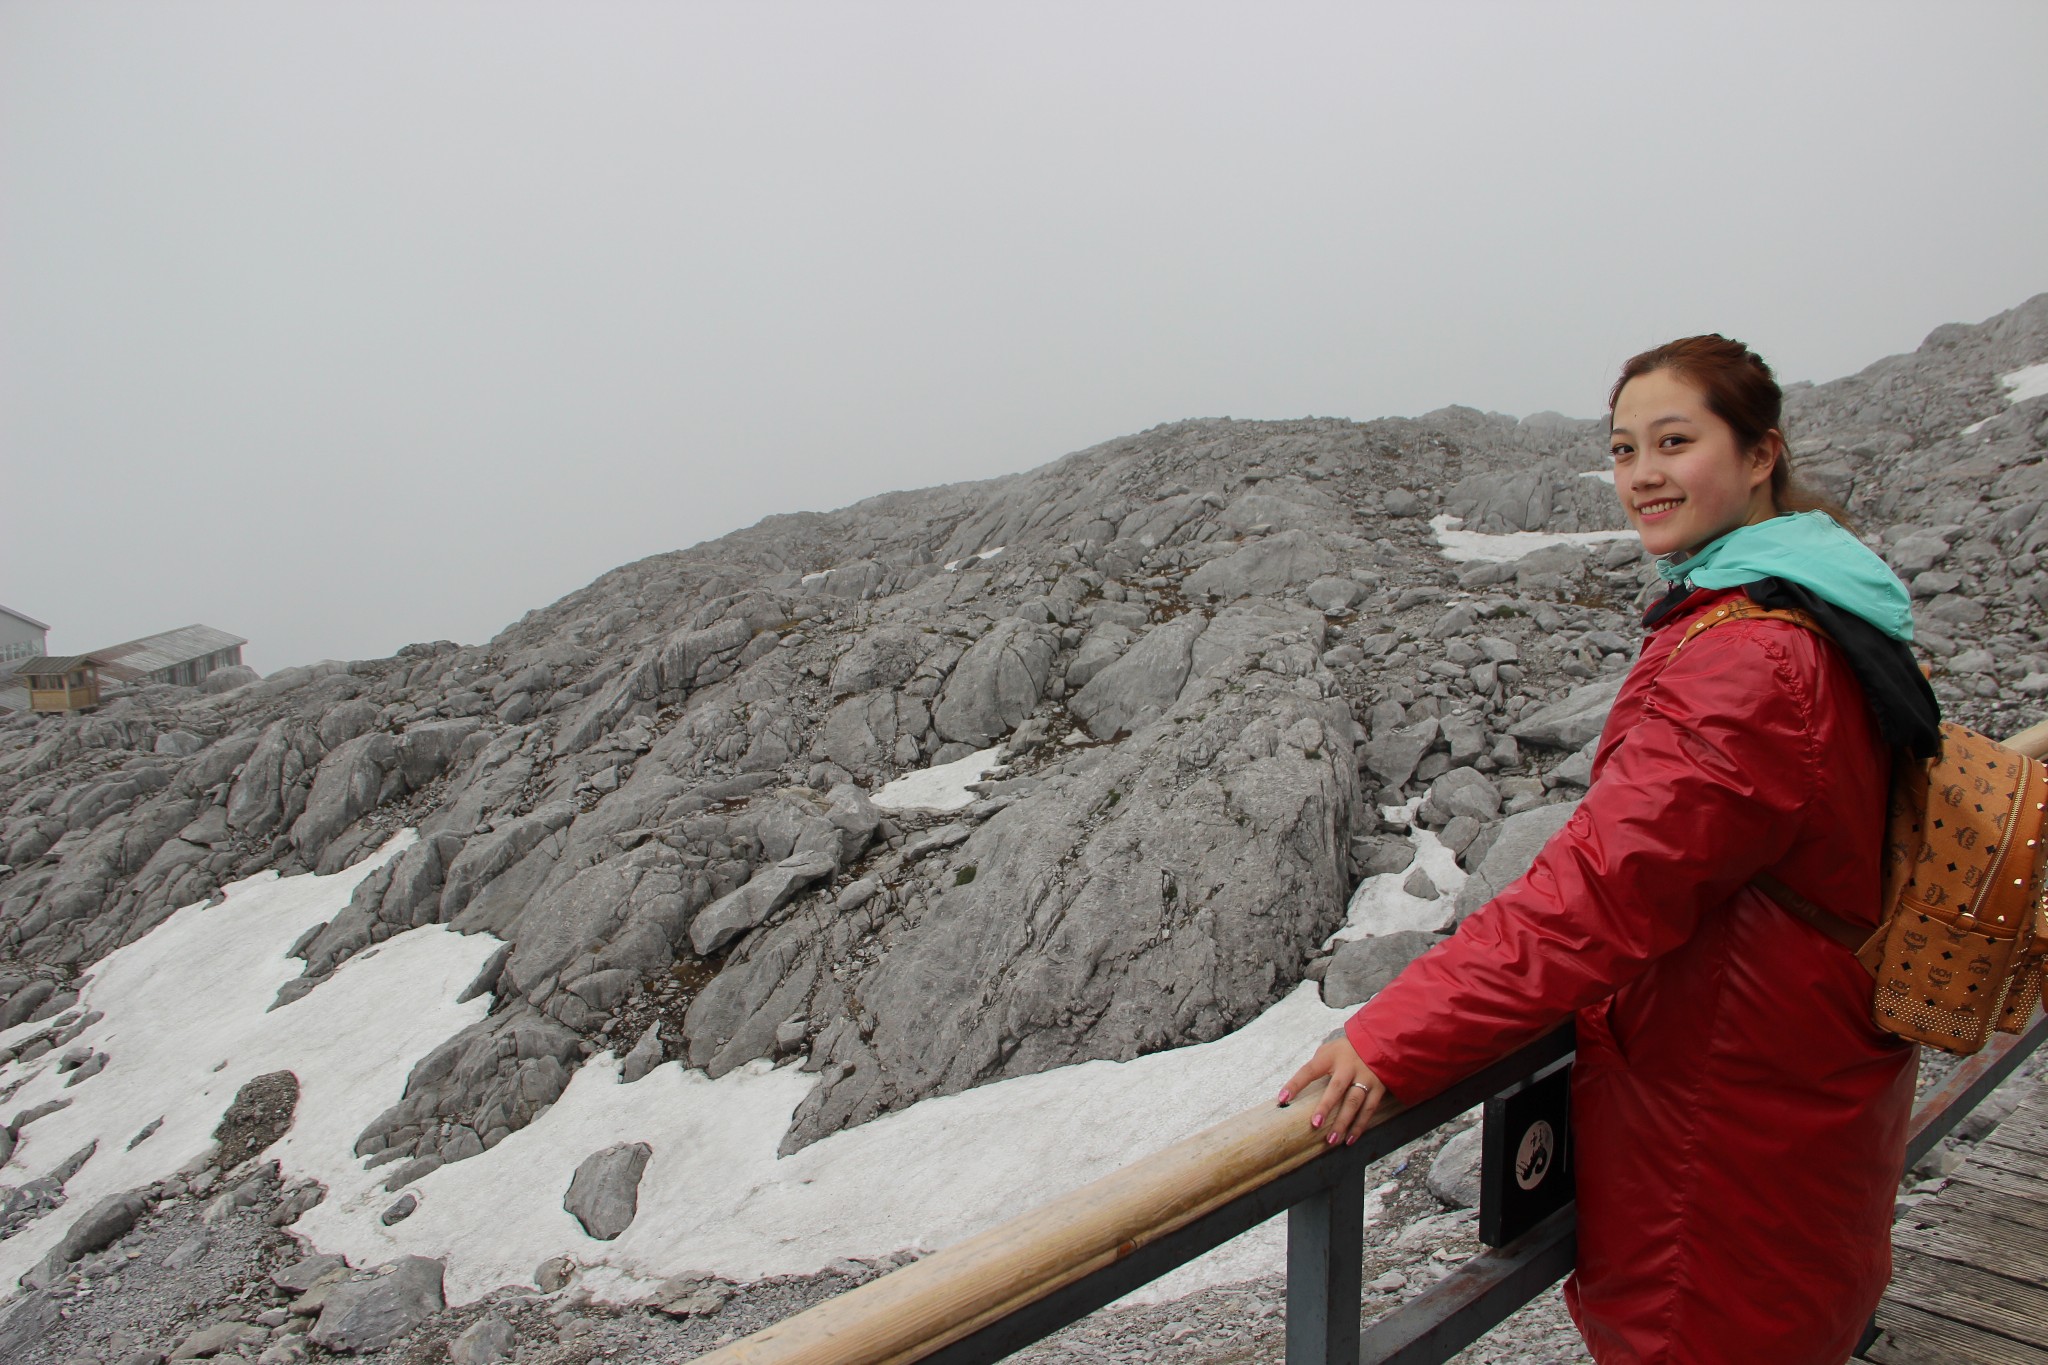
0, 1295, 62, 1357
1509, 679, 1623, 750
1322, 931, 1437, 1009
563, 1142, 652, 1240
273, 1253, 349, 1294
1068, 613, 1206, 740
308, 1256, 446, 1353
170, 1319, 269, 1358
1428, 1125, 1483, 1209
689, 850, 837, 956
1427, 768, 1501, 822
1364, 717, 1438, 787
933, 619, 1056, 747
199, 663, 260, 693
620, 1021, 665, 1082
448, 1313, 516, 1365
292, 733, 400, 862
1185, 529, 1335, 599
52, 1190, 149, 1264
1065, 623, 1135, 692
1453, 801, 1580, 921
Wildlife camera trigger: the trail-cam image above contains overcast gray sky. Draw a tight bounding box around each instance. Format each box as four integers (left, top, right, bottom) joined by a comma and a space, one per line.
5, 2, 2045, 672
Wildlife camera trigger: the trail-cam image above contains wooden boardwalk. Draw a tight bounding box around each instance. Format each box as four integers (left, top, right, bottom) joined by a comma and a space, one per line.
1860, 1077, 2048, 1364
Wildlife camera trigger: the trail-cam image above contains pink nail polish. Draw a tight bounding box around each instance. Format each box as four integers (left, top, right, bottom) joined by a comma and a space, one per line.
1277, 1089, 1292, 1105
1311, 1114, 1322, 1128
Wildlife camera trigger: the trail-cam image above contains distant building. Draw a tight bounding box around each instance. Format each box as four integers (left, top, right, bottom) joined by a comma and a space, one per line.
22, 656, 103, 714
0, 604, 47, 666
92, 625, 247, 688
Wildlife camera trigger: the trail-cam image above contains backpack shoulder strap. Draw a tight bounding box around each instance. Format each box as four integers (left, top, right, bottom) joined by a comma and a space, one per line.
1664, 596, 1825, 666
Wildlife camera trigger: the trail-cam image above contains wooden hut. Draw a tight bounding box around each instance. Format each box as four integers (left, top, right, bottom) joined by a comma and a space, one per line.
22, 656, 103, 714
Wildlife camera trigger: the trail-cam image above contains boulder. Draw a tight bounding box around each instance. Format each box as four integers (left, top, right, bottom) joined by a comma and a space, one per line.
1322, 931, 1437, 1008
309, 1257, 446, 1354
1364, 717, 1439, 787
1064, 623, 1135, 692
51, 1190, 149, 1264
1068, 614, 1205, 739
564, 1142, 652, 1240
1427, 1125, 1483, 1209
448, 1313, 516, 1365
1453, 801, 1580, 920
1426, 768, 1501, 822
1185, 529, 1335, 599
932, 619, 1056, 747
198, 663, 259, 693
688, 850, 837, 956
1509, 679, 1622, 750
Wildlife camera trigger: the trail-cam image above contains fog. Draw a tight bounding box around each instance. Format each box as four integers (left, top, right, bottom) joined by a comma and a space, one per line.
4, 2, 2044, 671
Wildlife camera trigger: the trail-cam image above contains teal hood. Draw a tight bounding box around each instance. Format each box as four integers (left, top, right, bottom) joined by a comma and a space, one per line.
1655, 511, 1915, 643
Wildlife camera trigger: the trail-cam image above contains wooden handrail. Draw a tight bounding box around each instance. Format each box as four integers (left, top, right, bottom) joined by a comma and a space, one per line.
691, 1074, 1385, 1365
2010, 716, 2048, 761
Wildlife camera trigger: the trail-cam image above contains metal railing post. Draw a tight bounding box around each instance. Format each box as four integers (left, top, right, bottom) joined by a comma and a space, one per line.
1286, 1153, 1365, 1365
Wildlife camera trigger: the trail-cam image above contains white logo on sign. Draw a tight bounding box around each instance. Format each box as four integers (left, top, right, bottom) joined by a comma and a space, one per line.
1515, 1120, 1555, 1191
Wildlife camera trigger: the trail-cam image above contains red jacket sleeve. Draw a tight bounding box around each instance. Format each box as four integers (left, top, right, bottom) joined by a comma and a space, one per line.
1345, 625, 1823, 1102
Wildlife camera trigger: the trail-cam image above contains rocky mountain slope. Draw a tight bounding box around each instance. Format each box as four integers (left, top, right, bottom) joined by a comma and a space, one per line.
1, 294, 2045, 1359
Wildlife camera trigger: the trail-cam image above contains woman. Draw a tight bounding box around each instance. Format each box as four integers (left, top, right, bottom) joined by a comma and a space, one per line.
1281, 336, 1940, 1364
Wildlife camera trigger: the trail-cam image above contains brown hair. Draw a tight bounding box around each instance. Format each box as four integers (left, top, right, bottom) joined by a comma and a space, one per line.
1608, 334, 1847, 522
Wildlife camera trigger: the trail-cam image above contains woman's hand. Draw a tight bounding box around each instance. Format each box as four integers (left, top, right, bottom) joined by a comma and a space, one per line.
1277, 1035, 1388, 1146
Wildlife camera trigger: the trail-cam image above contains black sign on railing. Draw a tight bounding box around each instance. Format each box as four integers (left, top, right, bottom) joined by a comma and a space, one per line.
1479, 1056, 1574, 1248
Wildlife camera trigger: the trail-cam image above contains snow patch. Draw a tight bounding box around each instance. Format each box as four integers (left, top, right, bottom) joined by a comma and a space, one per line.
303, 983, 1356, 1306
1579, 469, 1615, 485
869, 746, 1004, 812
2004, 360, 2048, 405
0, 832, 503, 1295
944, 546, 1006, 572
1, 838, 1362, 1310
1429, 514, 1635, 564
1327, 814, 1467, 944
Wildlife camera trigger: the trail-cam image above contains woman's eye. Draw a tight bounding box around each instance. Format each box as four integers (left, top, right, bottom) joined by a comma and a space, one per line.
1660, 434, 1687, 448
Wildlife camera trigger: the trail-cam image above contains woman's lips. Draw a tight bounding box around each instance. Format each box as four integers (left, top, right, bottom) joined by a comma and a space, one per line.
1635, 497, 1683, 519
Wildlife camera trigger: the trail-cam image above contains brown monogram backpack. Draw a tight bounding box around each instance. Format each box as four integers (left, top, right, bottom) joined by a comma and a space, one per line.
1668, 599, 2048, 1056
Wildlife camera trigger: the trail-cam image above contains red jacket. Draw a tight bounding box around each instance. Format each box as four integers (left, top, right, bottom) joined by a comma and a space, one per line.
1347, 587, 1915, 1365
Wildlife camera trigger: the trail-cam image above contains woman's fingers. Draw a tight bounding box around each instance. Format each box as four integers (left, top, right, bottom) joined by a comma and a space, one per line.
1334, 1072, 1385, 1144
1279, 1036, 1389, 1143
1277, 1050, 1331, 1107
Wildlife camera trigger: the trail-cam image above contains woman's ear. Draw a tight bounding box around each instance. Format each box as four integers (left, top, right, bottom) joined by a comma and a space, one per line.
1749, 430, 1785, 489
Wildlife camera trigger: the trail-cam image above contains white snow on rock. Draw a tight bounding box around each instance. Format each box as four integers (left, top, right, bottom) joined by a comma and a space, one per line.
0, 834, 1367, 1310
1579, 469, 1616, 485
869, 746, 1004, 812
1428, 514, 1634, 564
1327, 817, 1467, 944
0, 832, 502, 1294
2004, 360, 2048, 405
1961, 361, 2048, 433
943, 546, 1006, 571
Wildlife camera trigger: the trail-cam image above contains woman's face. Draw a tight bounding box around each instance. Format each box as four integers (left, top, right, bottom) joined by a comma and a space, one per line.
1609, 368, 1778, 559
